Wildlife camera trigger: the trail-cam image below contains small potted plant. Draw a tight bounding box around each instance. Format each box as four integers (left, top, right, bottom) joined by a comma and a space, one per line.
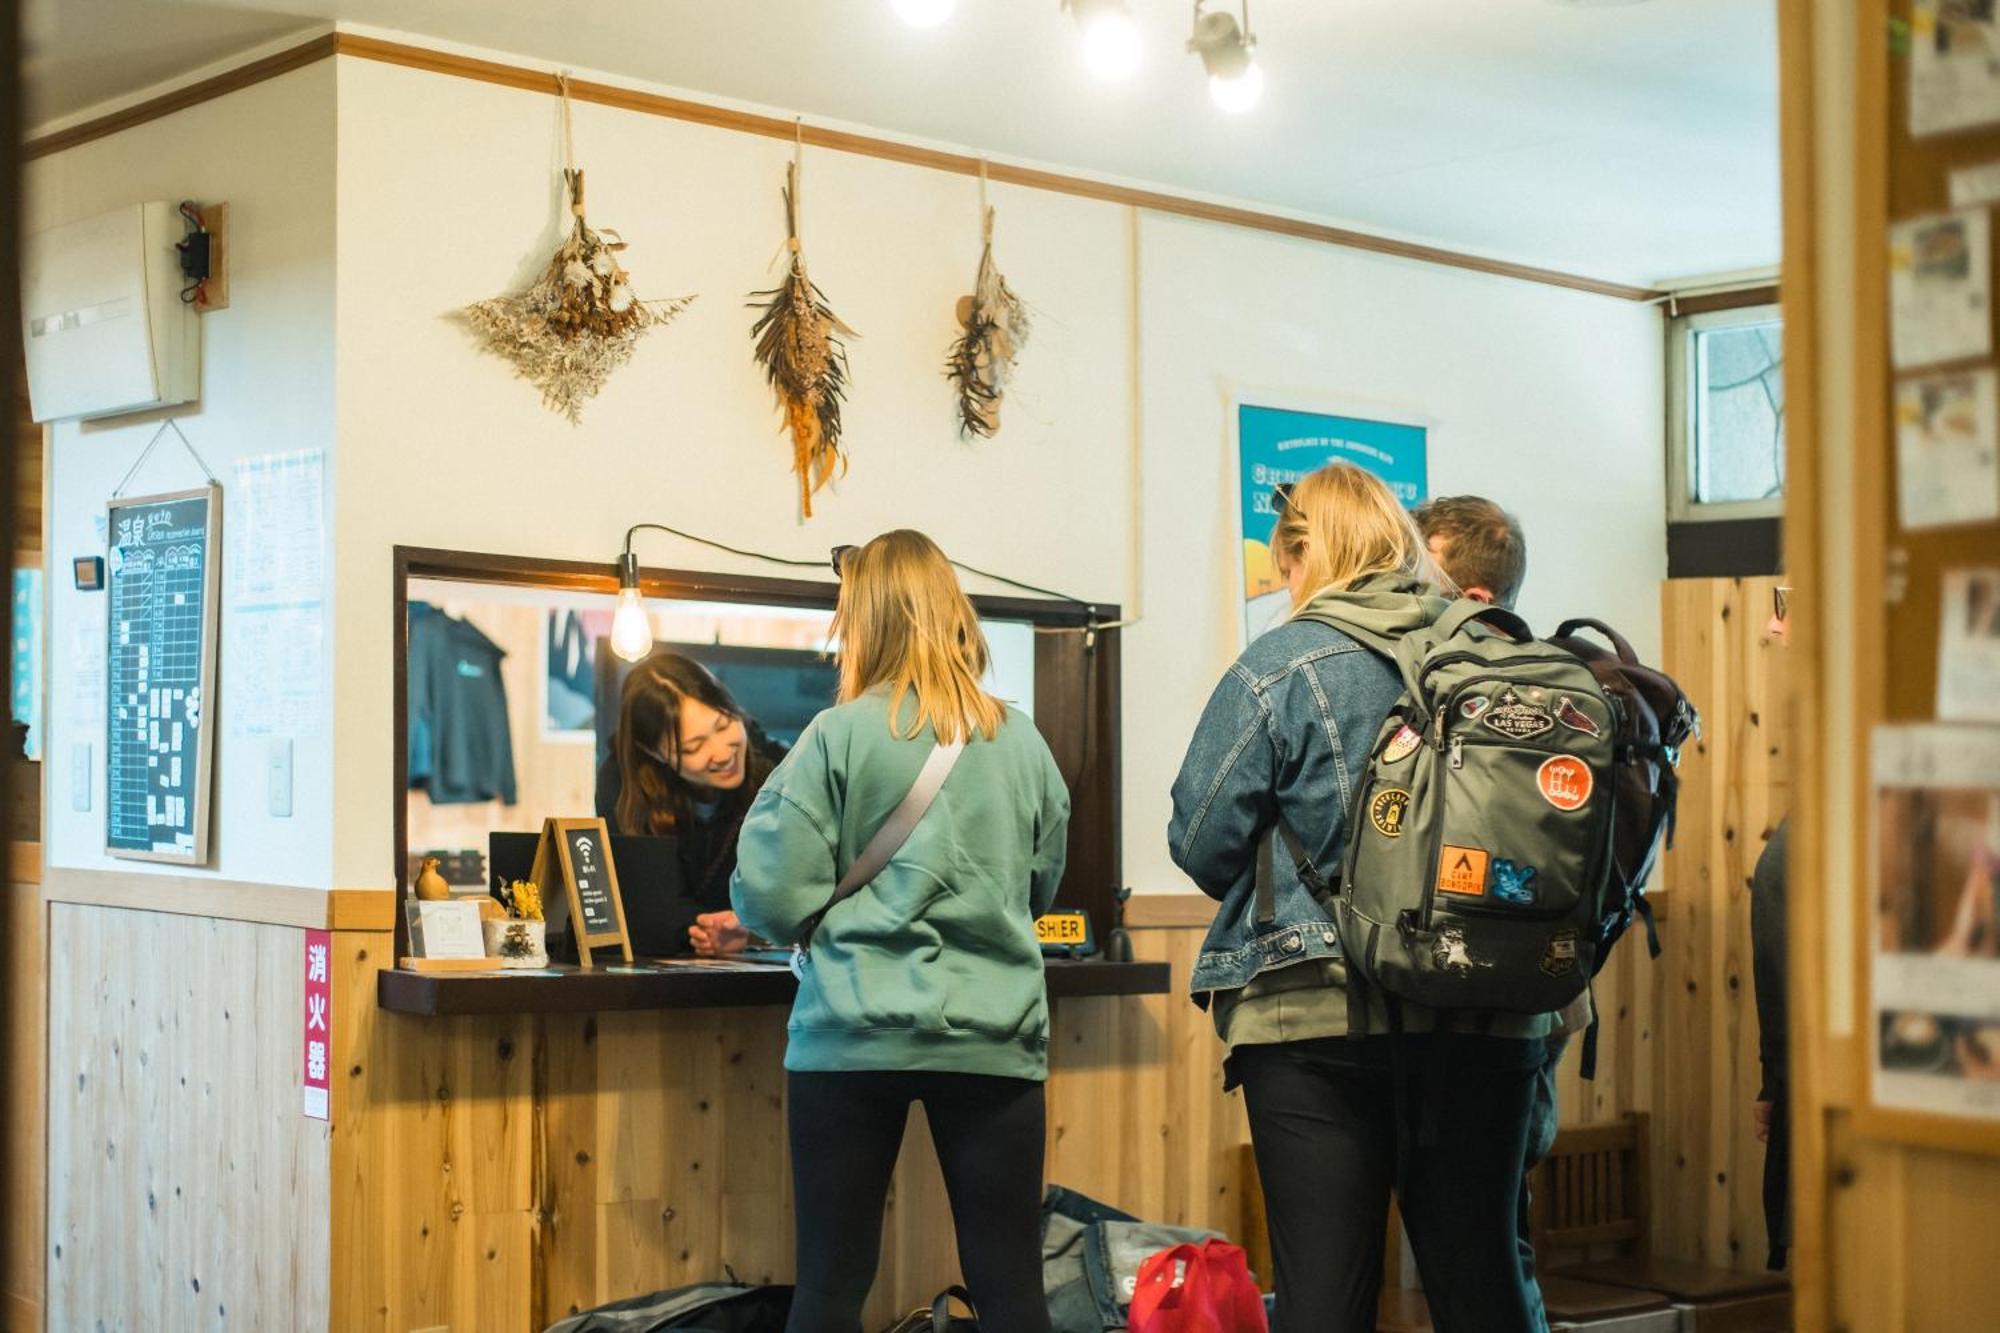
483, 879, 549, 969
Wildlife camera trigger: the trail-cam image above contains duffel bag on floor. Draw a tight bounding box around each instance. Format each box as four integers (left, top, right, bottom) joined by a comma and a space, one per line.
544, 1282, 792, 1333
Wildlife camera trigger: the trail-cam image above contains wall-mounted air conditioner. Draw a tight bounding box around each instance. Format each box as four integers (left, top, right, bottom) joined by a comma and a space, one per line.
21, 202, 202, 423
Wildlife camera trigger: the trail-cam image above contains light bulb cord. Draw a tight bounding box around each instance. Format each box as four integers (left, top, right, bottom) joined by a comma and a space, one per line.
616, 521, 1107, 611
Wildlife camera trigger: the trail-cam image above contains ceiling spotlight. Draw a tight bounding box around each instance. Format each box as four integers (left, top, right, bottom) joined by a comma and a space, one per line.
892, 0, 957, 28
1066, 0, 1143, 82
1190, 1, 1262, 113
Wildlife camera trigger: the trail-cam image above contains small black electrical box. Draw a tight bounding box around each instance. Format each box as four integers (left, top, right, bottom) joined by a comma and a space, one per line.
177, 232, 211, 281
73, 556, 104, 591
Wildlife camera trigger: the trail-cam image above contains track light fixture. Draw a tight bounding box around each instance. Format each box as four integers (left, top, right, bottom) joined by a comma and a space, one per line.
1189, 0, 1262, 113
1065, 0, 1143, 82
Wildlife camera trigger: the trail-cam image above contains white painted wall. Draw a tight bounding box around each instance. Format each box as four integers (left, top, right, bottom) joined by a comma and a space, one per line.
28, 47, 1665, 897
1125, 216, 1666, 891
335, 53, 1665, 894
30, 64, 338, 888
329, 57, 1136, 887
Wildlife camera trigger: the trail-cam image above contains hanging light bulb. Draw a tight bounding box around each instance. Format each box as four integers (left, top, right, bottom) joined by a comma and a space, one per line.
1189, 1, 1262, 113
609, 551, 655, 662
892, 0, 956, 28
1066, 0, 1142, 82
1209, 60, 1263, 114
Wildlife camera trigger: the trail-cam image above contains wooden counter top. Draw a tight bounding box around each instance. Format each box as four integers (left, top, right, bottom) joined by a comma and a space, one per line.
377, 957, 1170, 1017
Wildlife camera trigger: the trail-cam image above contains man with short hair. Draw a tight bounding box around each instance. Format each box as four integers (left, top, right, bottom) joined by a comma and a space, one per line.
1416, 494, 1576, 1327
1414, 494, 1528, 607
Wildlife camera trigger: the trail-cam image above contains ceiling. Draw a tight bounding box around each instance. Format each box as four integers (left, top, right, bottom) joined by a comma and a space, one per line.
22, 0, 1781, 287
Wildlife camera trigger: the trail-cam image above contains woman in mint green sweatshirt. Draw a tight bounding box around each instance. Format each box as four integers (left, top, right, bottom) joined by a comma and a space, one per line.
730, 529, 1070, 1333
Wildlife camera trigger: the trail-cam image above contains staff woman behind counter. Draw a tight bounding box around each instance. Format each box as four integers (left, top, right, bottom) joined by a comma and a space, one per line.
595, 652, 787, 956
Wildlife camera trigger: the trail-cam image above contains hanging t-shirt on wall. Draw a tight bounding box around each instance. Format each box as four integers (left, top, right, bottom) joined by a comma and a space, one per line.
408, 602, 518, 805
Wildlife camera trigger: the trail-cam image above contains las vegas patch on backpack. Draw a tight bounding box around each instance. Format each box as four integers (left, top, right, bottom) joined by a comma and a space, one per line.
1292, 600, 1621, 1015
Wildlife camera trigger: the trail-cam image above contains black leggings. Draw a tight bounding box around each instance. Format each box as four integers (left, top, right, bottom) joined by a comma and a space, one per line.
1232, 1034, 1547, 1333
785, 1069, 1053, 1333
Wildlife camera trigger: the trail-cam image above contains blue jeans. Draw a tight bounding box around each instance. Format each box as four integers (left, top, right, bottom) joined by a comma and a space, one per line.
1233, 1034, 1549, 1333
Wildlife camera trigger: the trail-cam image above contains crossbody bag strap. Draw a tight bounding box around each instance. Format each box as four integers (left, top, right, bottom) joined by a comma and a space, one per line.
796, 739, 966, 952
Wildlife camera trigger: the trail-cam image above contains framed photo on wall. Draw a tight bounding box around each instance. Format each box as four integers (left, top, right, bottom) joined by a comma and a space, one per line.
1864, 723, 2000, 1154
1230, 393, 1429, 644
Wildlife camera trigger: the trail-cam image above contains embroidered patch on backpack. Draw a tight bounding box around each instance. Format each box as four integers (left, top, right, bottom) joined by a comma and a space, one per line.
1432, 925, 1484, 975
1491, 858, 1539, 905
1370, 787, 1413, 838
1481, 686, 1555, 741
1536, 755, 1594, 812
1540, 928, 1580, 977
1555, 695, 1602, 738
1436, 845, 1490, 896
1460, 695, 1492, 721
1382, 725, 1422, 764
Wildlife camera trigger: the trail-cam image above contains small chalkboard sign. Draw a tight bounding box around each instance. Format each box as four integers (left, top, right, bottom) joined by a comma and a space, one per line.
532, 817, 631, 968
104, 484, 221, 865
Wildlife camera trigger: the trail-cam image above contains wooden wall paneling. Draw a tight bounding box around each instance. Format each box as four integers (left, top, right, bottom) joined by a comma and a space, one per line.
45, 905, 331, 1331
1655, 576, 1785, 1274
2, 866, 44, 1332
1659, 579, 1718, 1264
720, 1010, 791, 1284
330, 929, 394, 1332
539, 1011, 602, 1325
1134, 923, 1249, 1233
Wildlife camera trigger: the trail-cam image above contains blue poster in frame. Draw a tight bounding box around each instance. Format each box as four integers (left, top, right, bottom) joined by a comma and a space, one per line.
1235, 400, 1428, 643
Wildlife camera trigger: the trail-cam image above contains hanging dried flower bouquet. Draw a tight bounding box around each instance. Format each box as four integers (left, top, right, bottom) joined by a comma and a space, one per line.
750, 159, 857, 519
462, 168, 693, 423
462, 79, 693, 423
946, 205, 1030, 439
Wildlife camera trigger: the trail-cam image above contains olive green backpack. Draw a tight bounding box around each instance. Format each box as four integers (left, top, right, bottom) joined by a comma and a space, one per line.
1283, 600, 1621, 1017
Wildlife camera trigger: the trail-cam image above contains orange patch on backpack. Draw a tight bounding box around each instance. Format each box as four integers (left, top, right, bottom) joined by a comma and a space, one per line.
1436, 845, 1490, 896
1536, 755, 1594, 812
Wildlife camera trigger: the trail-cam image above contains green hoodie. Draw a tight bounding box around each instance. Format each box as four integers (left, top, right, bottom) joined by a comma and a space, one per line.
729, 691, 1071, 1080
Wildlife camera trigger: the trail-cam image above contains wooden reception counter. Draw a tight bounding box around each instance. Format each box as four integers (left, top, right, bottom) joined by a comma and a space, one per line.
334, 943, 1199, 1331
377, 956, 1170, 1016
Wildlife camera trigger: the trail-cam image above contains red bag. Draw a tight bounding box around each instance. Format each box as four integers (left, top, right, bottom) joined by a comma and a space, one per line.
1128, 1239, 1269, 1333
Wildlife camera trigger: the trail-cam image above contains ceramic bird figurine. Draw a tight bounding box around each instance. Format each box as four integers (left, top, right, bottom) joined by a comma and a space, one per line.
414, 857, 450, 901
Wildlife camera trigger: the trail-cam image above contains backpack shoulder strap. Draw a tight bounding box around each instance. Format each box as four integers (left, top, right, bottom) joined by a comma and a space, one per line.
1554, 616, 1640, 664
796, 739, 965, 949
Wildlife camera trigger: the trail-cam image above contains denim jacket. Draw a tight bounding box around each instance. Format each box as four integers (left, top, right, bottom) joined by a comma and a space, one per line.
1168, 615, 1402, 1002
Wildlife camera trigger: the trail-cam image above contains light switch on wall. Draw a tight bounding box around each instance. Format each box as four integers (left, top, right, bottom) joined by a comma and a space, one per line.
70, 742, 90, 812
267, 738, 292, 818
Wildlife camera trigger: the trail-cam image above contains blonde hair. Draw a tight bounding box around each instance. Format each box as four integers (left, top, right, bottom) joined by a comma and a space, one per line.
1272, 463, 1455, 607
832, 529, 1006, 745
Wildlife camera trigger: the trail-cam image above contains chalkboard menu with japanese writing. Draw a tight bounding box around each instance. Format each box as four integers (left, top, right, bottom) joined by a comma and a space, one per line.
531, 817, 630, 967
105, 485, 221, 864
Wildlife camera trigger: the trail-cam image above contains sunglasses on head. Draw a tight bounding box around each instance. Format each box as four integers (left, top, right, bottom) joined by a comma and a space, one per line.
1272, 482, 1300, 519
830, 545, 858, 579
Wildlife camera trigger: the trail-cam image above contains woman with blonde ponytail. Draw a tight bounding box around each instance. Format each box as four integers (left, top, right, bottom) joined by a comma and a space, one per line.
732, 529, 1068, 1332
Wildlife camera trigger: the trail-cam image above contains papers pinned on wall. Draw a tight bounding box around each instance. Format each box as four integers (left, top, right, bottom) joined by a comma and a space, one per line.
1912, 1, 2000, 137
1939, 568, 2000, 724
1870, 723, 2000, 1124
227, 449, 325, 739
1890, 210, 1994, 371
1896, 369, 2000, 530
